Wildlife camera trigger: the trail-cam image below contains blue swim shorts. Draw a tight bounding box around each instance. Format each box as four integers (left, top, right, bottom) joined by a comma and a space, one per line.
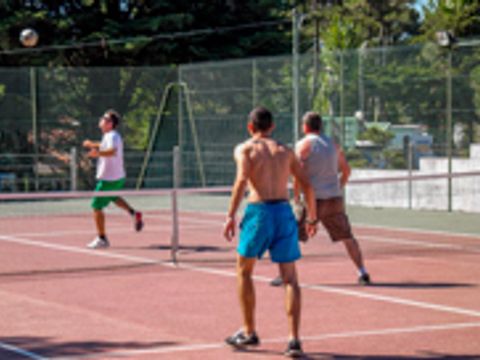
238, 201, 301, 263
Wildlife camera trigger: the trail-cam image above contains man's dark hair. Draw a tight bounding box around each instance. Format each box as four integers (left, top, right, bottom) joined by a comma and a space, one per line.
249, 107, 273, 132
302, 111, 322, 132
104, 109, 121, 128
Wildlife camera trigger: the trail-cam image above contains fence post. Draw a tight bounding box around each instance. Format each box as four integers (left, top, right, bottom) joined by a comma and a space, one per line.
252, 59, 258, 108
70, 147, 77, 191
408, 141, 413, 209
170, 146, 180, 264
292, 8, 300, 144
30, 67, 39, 191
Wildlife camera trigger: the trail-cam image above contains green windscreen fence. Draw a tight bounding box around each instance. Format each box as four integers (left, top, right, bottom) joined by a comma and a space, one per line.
1, 42, 480, 211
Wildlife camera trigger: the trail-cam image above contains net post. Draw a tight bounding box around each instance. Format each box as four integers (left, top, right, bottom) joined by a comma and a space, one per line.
170, 146, 180, 264
70, 147, 77, 191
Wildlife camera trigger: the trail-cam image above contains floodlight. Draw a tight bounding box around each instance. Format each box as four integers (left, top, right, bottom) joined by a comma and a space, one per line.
435, 31, 455, 48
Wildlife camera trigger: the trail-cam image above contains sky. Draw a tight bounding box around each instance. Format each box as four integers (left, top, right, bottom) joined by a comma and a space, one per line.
414, 0, 429, 19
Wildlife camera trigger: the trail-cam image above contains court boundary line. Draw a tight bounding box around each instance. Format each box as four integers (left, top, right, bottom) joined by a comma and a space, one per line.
1, 234, 480, 319
1, 234, 480, 359
0, 341, 48, 360
178, 209, 480, 239
48, 321, 480, 359
3, 213, 479, 254
353, 221, 480, 239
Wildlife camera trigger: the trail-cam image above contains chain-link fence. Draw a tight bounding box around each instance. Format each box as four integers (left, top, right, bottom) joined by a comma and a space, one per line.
1, 42, 480, 210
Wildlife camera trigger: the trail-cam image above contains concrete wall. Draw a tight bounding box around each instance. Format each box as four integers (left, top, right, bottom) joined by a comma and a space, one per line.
346, 144, 480, 213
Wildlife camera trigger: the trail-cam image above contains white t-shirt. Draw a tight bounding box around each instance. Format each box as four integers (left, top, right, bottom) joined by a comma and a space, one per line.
96, 130, 125, 181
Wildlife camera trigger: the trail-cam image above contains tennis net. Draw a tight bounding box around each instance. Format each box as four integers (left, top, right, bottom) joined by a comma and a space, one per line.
0, 170, 479, 278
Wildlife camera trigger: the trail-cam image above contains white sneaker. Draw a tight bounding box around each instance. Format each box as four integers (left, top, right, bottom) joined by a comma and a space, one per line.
87, 236, 110, 249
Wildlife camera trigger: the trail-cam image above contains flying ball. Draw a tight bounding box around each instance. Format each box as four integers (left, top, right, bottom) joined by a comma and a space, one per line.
19, 28, 39, 47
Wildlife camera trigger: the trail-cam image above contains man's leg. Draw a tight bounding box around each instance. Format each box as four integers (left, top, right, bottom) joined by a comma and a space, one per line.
114, 197, 134, 213
278, 261, 301, 340
94, 209, 106, 237
87, 209, 110, 249
342, 237, 364, 270
114, 197, 143, 231
237, 255, 257, 335
342, 237, 370, 284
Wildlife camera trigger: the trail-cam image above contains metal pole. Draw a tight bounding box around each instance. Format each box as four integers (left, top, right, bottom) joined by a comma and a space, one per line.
408, 141, 413, 209
340, 51, 345, 147
312, 0, 319, 107
252, 59, 258, 108
447, 49, 453, 212
171, 145, 180, 264
178, 68, 184, 188
358, 47, 365, 113
70, 147, 77, 191
30, 67, 39, 191
292, 8, 300, 144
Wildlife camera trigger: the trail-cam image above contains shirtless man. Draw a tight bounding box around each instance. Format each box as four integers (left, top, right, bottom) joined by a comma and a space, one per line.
223, 107, 317, 357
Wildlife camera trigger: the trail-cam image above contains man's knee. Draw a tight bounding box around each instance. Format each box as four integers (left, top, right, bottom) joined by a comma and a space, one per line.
343, 237, 358, 247
283, 275, 299, 288
238, 267, 253, 280
279, 264, 299, 287
237, 257, 255, 279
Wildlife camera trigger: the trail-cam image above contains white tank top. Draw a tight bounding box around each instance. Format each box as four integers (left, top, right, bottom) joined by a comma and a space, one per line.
298, 134, 341, 199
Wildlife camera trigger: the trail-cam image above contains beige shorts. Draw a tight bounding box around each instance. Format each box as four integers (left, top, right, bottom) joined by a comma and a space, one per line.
296, 197, 353, 242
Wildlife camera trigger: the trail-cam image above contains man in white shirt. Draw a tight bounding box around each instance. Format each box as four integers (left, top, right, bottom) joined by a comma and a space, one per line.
83, 109, 143, 249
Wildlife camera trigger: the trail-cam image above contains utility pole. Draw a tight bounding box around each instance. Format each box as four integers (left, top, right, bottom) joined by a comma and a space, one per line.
292, 8, 301, 144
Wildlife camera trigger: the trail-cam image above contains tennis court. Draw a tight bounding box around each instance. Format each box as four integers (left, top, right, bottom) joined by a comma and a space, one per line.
1, 187, 479, 360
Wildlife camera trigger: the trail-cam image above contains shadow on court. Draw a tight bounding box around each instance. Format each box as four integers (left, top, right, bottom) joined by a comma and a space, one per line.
320, 282, 475, 289
227, 348, 480, 360
302, 354, 480, 360
149, 244, 233, 254
367, 282, 476, 289
0, 336, 177, 359
0, 262, 163, 282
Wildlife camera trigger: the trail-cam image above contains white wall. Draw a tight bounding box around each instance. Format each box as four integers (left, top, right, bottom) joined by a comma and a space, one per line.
346, 144, 480, 213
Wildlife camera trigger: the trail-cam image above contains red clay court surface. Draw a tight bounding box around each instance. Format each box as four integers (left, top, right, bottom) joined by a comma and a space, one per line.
1, 209, 480, 359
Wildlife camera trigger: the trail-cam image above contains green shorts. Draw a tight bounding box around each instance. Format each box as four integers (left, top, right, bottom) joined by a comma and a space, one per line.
91, 178, 125, 210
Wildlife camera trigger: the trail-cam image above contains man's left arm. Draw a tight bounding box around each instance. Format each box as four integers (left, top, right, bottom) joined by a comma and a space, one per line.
337, 144, 351, 188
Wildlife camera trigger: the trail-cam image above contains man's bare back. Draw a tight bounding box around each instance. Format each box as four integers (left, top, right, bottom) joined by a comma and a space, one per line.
235, 136, 293, 203
224, 106, 317, 243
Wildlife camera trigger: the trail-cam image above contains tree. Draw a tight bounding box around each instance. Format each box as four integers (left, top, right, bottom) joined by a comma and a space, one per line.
0, 0, 296, 66
418, 0, 480, 42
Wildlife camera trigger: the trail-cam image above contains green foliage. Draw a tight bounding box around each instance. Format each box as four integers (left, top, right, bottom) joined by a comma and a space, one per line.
383, 149, 407, 169
358, 126, 394, 147
0, 1, 294, 66
419, 0, 480, 42
345, 148, 369, 168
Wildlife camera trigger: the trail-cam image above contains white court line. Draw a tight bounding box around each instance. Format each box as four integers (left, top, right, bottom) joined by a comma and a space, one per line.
178, 262, 480, 318
1, 234, 480, 320
362, 234, 480, 253
49, 321, 480, 359
5, 211, 479, 250
177, 209, 480, 239
1, 234, 480, 359
0, 342, 48, 360
354, 221, 480, 240
0, 235, 170, 266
